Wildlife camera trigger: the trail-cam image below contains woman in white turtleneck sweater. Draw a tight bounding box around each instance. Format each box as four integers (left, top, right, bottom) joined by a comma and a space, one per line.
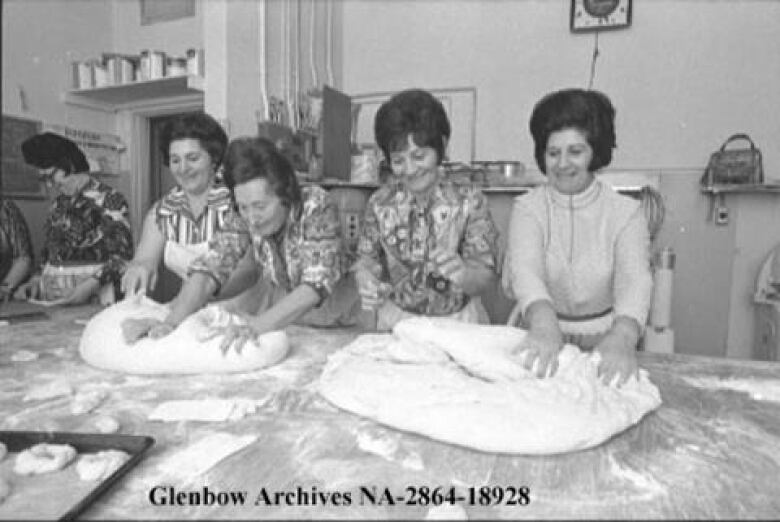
503, 88, 652, 386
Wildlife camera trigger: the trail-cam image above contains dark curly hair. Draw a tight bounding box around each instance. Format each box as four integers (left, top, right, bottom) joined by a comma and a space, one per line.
160, 112, 228, 169
21, 132, 89, 175
222, 137, 302, 210
374, 89, 451, 165
529, 88, 616, 174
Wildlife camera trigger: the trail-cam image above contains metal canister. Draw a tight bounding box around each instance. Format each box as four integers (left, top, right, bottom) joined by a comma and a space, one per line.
138, 50, 151, 81
149, 50, 166, 79
186, 48, 204, 76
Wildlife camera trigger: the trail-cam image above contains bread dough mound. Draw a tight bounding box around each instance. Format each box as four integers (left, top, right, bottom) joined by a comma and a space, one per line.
79, 296, 290, 374
319, 317, 662, 455
76, 450, 130, 481
14, 443, 77, 475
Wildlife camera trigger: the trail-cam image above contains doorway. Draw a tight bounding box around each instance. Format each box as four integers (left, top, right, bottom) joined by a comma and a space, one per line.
147, 111, 201, 303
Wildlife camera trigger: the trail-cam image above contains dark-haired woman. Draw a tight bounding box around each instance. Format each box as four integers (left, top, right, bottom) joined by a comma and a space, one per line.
14, 132, 133, 305
354, 88, 500, 330
125, 136, 357, 350
121, 112, 255, 298
502, 88, 652, 386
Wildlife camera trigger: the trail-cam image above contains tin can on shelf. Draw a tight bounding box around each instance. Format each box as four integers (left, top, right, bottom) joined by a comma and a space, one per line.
186, 48, 204, 76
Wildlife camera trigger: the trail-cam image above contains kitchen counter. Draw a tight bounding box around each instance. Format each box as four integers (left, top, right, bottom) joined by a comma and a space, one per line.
1, 305, 779, 519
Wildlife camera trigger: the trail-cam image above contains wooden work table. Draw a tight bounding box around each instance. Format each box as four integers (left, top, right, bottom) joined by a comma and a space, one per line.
1, 305, 779, 519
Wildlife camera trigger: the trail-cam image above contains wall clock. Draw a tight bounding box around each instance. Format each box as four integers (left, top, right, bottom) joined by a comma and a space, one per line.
570, 0, 632, 32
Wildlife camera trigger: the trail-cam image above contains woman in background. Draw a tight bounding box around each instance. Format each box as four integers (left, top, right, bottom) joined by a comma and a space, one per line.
354, 88, 500, 330
503, 88, 653, 386
15, 132, 133, 305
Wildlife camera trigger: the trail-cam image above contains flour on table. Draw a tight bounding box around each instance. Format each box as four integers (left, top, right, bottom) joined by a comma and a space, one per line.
71, 389, 108, 415
22, 381, 72, 402
79, 296, 289, 374
11, 350, 38, 362
0, 442, 6, 461
158, 432, 257, 478
319, 317, 662, 455
92, 415, 120, 434
0, 478, 9, 504
148, 399, 260, 422
681, 375, 780, 402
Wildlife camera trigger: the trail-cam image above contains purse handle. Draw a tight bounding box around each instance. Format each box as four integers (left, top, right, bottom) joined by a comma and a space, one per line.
720, 133, 757, 151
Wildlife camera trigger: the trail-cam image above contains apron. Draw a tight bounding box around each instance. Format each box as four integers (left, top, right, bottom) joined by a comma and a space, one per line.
40, 262, 115, 305
163, 241, 210, 280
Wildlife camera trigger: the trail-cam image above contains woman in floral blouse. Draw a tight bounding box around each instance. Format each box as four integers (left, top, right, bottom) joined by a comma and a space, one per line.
124, 137, 358, 351
14, 132, 133, 305
355, 88, 500, 330
0, 197, 34, 300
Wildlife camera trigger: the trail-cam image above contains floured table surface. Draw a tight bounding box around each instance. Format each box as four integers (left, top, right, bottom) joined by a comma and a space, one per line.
1, 305, 779, 519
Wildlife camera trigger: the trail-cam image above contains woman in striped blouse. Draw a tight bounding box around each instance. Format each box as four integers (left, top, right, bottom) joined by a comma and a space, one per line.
120, 112, 256, 300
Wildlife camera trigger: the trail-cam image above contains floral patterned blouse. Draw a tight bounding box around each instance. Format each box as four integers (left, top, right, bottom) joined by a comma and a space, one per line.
42, 177, 133, 287
190, 185, 344, 302
0, 198, 34, 283
357, 178, 500, 316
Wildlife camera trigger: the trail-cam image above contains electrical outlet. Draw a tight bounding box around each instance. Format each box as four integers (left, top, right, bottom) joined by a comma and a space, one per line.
344, 212, 360, 241
716, 206, 729, 226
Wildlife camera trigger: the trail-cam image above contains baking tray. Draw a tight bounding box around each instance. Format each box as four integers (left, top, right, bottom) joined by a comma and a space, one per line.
0, 430, 154, 521
0, 301, 50, 323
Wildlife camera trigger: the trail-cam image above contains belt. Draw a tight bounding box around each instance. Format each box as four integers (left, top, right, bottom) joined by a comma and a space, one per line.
557, 307, 613, 322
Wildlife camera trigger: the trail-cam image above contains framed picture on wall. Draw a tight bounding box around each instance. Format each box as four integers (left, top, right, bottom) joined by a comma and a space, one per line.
1, 114, 45, 200
140, 0, 195, 25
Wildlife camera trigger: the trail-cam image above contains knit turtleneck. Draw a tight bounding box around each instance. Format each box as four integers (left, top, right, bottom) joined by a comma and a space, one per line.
546, 177, 602, 209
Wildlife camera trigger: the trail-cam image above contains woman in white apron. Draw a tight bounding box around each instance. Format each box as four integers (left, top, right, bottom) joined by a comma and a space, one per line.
502, 89, 653, 386
121, 113, 256, 306
354, 89, 501, 331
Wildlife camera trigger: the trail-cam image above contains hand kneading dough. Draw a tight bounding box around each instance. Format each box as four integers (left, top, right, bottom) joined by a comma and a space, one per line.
79, 296, 289, 374
319, 317, 662, 455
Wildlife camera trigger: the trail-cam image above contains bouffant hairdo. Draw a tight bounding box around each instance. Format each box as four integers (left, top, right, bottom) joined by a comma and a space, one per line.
222, 137, 302, 210
374, 89, 451, 165
160, 112, 229, 169
529, 88, 616, 174
21, 132, 89, 175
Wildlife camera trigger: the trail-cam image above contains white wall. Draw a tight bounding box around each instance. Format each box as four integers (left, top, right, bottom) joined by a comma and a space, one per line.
342, 0, 780, 176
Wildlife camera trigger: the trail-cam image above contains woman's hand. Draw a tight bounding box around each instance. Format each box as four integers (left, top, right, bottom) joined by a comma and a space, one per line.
595, 318, 640, 386
515, 328, 562, 378
121, 317, 163, 344
431, 249, 467, 287
355, 268, 391, 311
13, 276, 41, 301
198, 312, 265, 355
57, 278, 99, 306
121, 262, 157, 297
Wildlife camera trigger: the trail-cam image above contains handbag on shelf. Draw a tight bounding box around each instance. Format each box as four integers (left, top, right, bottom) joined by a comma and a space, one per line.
701, 133, 764, 187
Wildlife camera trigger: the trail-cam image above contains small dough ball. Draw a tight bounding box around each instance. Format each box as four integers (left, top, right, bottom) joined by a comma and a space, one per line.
425, 504, 468, 520
0, 442, 7, 461
94, 416, 120, 434
14, 443, 77, 475
76, 450, 130, 481
0, 478, 10, 504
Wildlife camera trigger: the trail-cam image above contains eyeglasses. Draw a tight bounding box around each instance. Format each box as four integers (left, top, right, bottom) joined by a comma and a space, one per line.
37, 168, 59, 184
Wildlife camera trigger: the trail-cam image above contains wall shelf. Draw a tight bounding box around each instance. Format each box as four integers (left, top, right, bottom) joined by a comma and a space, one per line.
702, 183, 780, 195
62, 75, 204, 112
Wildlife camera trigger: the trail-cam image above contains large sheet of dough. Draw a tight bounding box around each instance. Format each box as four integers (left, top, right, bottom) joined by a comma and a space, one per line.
79, 296, 289, 374
319, 317, 662, 455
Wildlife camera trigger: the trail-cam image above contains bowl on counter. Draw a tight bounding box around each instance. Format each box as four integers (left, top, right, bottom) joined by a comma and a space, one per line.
472, 161, 527, 186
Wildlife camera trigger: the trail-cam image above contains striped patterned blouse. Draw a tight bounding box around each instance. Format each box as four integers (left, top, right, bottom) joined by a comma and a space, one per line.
154, 184, 238, 245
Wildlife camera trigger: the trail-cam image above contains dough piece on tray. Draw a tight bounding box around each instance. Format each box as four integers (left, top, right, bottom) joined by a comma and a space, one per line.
79, 296, 289, 374
14, 443, 77, 475
319, 317, 662, 455
76, 450, 130, 481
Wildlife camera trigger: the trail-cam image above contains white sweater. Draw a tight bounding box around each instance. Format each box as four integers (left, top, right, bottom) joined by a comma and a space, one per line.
502, 179, 653, 329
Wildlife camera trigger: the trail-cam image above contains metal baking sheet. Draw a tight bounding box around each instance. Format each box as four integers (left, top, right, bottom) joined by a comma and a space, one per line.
0, 430, 154, 521
0, 301, 50, 323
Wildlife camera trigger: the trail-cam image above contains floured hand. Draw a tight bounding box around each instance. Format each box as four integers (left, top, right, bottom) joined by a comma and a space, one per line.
514, 329, 562, 378
121, 317, 163, 344
595, 331, 638, 386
